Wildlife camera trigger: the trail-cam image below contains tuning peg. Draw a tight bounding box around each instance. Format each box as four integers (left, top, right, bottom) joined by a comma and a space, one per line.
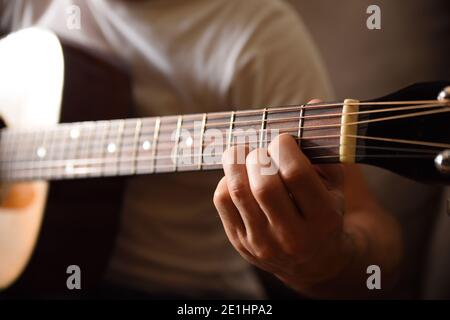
435, 150, 450, 175
438, 86, 450, 101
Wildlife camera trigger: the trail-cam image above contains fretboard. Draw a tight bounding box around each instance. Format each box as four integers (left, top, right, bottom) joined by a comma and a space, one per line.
0, 104, 349, 182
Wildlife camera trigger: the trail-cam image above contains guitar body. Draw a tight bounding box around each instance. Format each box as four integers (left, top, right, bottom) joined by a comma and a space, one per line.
0, 28, 133, 298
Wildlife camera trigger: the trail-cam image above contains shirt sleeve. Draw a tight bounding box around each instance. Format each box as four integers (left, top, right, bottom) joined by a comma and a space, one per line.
228, 0, 334, 108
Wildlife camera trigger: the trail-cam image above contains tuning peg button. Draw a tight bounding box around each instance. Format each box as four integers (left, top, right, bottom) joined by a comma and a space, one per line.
435, 150, 450, 175
438, 86, 450, 101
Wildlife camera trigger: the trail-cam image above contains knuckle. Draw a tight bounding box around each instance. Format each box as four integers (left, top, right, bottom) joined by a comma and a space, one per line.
213, 178, 229, 206
247, 233, 274, 260
281, 241, 301, 258
232, 239, 248, 253
282, 163, 309, 185
227, 180, 251, 204
252, 245, 274, 261
251, 180, 274, 201
272, 228, 300, 257
213, 187, 229, 207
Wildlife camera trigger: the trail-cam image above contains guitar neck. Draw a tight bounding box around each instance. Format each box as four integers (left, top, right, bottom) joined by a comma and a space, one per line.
0, 102, 356, 182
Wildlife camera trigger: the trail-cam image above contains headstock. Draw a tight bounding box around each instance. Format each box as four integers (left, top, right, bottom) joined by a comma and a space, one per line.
356, 81, 450, 184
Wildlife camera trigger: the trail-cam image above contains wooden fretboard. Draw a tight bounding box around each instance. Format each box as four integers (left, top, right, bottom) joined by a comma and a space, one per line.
0, 104, 346, 182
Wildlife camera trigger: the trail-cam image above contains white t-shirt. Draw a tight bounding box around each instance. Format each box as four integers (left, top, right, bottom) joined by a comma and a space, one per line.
1, 0, 333, 298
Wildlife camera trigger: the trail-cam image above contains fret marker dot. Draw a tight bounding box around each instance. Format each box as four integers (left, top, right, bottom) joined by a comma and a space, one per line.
70, 128, 80, 139
65, 162, 74, 174
142, 140, 151, 150
37, 147, 46, 158
186, 137, 193, 147
107, 143, 116, 153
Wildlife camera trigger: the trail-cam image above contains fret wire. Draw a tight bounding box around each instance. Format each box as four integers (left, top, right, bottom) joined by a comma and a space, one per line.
57, 126, 69, 178
259, 108, 268, 148
81, 122, 95, 177
74, 124, 89, 177
67, 124, 81, 177
198, 113, 207, 170
41, 128, 54, 179
151, 117, 161, 173
227, 111, 235, 149
52, 126, 65, 175
297, 104, 305, 147
113, 120, 125, 176
173, 115, 183, 171
86, 122, 99, 177
98, 121, 110, 177
102, 120, 119, 176
86, 121, 104, 177
33, 129, 45, 180
64, 124, 78, 177
131, 119, 142, 175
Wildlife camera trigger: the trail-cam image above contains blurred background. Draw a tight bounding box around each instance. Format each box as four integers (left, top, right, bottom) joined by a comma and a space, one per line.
287, 0, 450, 100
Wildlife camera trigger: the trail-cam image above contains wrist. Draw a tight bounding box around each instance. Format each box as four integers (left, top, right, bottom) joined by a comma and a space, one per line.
277, 228, 364, 297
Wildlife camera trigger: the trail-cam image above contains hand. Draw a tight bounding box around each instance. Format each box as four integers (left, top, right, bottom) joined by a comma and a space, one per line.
213, 133, 356, 294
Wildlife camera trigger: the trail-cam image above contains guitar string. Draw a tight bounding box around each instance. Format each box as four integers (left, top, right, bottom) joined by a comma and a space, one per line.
2, 122, 448, 164
210, 99, 444, 117
1, 136, 447, 174
168, 100, 441, 121
1, 103, 449, 158
1, 101, 447, 138
0, 152, 438, 181
1, 143, 440, 168
1, 132, 443, 179
74, 101, 450, 134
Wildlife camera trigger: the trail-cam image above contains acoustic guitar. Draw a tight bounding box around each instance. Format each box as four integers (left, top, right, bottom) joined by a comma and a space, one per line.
0, 28, 449, 298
